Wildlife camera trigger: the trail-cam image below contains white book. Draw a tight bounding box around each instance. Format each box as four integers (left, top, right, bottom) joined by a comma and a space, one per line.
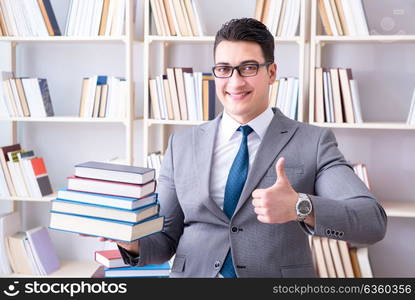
287, 0, 301, 37
349, 0, 369, 36
323, 71, 331, 122
84, 0, 96, 36
326, 72, 335, 122
118, 80, 127, 118
104, 77, 115, 118
265, 0, 277, 34
280, 0, 293, 37
0, 85, 10, 117
30, 0, 49, 36
156, 75, 167, 120
111, 0, 126, 36
270, 0, 284, 36
190, 0, 204, 36
21, 78, 41, 117
349, 79, 363, 123
7, 0, 24, 36
193, 72, 202, 120
323, 0, 339, 36
283, 77, 295, 116
289, 78, 299, 120
7, 160, 29, 197
341, 0, 357, 36
14, 0, 29, 36
8, 79, 23, 117
183, 72, 197, 121
70, 0, 82, 36
65, 0, 75, 35
16, 152, 37, 198
276, 77, 287, 113
407, 87, 415, 124
22, 158, 42, 198
21, 0, 37, 36
167, 0, 181, 36
0, 164, 10, 197
91, 0, 104, 36
356, 247, 373, 278
23, 236, 42, 275
0, 0, 17, 36
0, 212, 21, 274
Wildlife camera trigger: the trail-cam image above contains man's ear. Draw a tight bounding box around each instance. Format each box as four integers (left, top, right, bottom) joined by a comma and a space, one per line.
268, 62, 277, 84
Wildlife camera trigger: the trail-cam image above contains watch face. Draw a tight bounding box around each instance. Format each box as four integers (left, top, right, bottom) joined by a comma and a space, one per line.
298, 200, 311, 214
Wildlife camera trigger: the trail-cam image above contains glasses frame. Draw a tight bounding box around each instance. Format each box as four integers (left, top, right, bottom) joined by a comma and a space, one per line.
212, 62, 273, 78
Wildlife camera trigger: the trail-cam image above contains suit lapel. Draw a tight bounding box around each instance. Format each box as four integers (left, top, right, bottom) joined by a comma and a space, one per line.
195, 114, 229, 223
233, 109, 299, 216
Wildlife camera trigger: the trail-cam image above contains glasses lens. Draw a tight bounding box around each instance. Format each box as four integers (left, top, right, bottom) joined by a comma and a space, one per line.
239, 64, 258, 76
214, 66, 232, 78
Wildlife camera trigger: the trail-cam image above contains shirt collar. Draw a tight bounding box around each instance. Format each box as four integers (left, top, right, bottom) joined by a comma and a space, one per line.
220, 108, 274, 141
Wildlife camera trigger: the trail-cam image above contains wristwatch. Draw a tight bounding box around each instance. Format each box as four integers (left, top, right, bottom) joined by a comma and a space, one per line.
295, 193, 313, 222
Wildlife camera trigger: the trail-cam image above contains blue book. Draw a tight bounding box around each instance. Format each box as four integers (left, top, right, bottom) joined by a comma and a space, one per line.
104, 262, 170, 278
57, 188, 157, 210
38, 79, 54, 116
39, 0, 61, 36
49, 211, 164, 242
51, 198, 160, 223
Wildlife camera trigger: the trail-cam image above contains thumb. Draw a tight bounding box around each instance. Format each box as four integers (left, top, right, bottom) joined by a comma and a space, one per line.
275, 157, 288, 185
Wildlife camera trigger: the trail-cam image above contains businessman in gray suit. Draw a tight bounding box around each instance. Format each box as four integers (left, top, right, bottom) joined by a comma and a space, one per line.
116, 18, 387, 277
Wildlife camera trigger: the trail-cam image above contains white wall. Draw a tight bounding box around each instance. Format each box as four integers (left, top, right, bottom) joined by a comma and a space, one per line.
1, 0, 414, 276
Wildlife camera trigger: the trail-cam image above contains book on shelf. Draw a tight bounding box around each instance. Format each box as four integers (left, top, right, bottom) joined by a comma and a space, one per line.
310, 236, 328, 278
150, 0, 203, 37
318, 0, 369, 36
49, 211, 164, 242
0, 143, 20, 197
314, 67, 362, 123
65, 0, 126, 37
7, 226, 60, 276
255, 0, 301, 37
406, 86, 415, 125
0, 0, 60, 37
57, 188, 158, 210
0, 211, 21, 275
147, 152, 163, 179
268, 77, 299, 120
51, 199, 160, 223
104, 261, 170, 278
95, 249, 128, 268
79, 75, 127, 118
320, 237, 336, 278
149, 68, 216, 121
74, 161, 156, 184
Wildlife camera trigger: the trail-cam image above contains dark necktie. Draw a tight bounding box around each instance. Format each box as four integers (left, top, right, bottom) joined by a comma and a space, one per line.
220, 125, 253, 278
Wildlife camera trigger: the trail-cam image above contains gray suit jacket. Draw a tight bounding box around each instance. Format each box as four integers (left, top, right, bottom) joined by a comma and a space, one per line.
132, 109, 387, 277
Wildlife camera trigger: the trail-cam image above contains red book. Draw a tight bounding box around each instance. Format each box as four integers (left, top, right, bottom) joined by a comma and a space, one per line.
95, 249, 128, 268
30, 157, 53, 196
67, 176, 156, 199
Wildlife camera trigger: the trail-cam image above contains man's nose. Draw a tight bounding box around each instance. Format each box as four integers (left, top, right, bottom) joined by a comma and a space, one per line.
227, 68, 246, 86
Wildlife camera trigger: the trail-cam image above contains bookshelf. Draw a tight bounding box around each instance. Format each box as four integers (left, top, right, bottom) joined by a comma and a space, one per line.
0, 0, 136, 277
308, 0, 415, 277
141, 0, 311, 164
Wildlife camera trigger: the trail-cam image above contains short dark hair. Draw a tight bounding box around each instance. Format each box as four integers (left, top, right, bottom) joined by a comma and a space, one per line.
214, 18, 274, 63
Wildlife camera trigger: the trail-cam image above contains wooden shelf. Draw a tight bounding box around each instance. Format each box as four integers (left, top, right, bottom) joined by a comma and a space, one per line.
0, 36, 127, 43
0, 117, 127, 123
310, 122, 415, 130
2, 260, 100, 278
315, 35, 415, 43
0, 192, 57, 202
382, 201, 415, 218
146, 119, 207, 126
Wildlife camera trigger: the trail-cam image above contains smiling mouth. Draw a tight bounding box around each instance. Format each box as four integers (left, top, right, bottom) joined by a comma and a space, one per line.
226, 91, 251, 99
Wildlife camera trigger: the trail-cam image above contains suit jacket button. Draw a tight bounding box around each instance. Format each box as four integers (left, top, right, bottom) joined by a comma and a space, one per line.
326, 228, 331, 236
214, 261, 221, 269
231, 226, 238, 233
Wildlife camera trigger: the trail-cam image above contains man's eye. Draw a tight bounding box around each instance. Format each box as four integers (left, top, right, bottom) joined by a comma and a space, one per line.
241, 65, 256, 71
217, 67, 230, 72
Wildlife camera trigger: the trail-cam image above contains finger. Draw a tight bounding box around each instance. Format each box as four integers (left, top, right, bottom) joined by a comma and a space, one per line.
252, 188, 266, 198
257, 215, 271, 224
252, 198, 264, 208
275, 157, 288, 185
254, 207, 267, 216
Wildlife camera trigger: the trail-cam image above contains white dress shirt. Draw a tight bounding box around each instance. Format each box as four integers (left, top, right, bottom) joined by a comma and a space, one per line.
210, 108, 274, 210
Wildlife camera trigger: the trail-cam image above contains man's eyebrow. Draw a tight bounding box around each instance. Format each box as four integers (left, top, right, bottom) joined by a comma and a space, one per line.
215, 60, 260, 65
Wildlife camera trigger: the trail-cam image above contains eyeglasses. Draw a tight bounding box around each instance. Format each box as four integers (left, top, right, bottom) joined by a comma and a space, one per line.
212, 62, 272, 78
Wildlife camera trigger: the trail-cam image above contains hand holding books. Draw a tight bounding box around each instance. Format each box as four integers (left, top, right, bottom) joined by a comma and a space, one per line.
50, 161, 164, 242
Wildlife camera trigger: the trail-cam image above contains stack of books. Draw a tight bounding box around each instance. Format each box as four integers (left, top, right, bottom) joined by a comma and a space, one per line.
314, 67, 363, 123
78, 75, 127, 118
49, 161, 164, 242
94, 248, 171, 277
1, 72, 54, 118
149, 69, 216, 121
317, 0, 369, 36
150, 0, 204, 36
0, 143, 53, 198
255, 0, 301, 37
268, 77, 299, 120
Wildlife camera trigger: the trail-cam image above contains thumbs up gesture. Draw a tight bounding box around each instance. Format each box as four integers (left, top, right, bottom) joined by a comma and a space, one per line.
252, 157, 299, 224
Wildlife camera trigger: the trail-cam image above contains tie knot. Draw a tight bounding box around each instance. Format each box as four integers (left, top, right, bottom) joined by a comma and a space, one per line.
238, 125, 253, 137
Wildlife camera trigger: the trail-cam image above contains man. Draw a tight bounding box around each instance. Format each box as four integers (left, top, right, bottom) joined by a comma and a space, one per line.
116, 18, 387, 277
